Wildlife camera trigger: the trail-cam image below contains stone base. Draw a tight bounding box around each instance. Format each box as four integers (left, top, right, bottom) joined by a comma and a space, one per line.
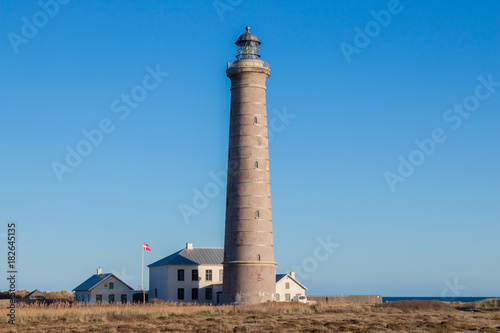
222, 262, 276, 304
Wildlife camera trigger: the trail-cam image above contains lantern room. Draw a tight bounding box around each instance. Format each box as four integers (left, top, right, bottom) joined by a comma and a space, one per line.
235, 26, 261, 60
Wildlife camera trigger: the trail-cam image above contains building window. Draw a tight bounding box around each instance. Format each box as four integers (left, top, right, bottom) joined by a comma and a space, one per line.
109, 282, 114, 289
254, 161, 258, 168
206, 270, 212, 281
285, 294, 291, 301
109, 294, 115, 303
121, 294, 127, 303
255, 210, 260, 218
253, 117, 257, 124
192, 288, 198, 300
257, 254, 261, 261
178, 269, 185, 281
276, 294, 280, 301
192, 269, 198, 281
178, 288, 185, 300
219, 269, 223, 281
285, 282, 290, 289
205, 288, 213, 300
96, 294, 102, 303
155, 288, 158, 298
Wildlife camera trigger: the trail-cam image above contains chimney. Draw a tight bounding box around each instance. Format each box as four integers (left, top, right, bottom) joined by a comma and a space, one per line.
186, 242, 193, 250
290, 271, 295, 279
97, 267, 102, 275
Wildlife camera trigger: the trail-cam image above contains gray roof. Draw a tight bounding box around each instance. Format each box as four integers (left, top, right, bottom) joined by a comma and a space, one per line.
236, 26, 261, 45
148, 248, 224, 267
73, 273, 134, 292
276, 273, 308, 290
25, 289, 46, 299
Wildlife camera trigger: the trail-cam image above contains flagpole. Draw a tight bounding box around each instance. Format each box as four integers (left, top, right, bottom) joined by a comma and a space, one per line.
141, 245, 144, 291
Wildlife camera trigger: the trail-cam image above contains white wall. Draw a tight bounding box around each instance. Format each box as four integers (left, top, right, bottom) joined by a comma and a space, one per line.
150, 264, 223, 304
275, 276, 306, 302
150, 265, 168, 301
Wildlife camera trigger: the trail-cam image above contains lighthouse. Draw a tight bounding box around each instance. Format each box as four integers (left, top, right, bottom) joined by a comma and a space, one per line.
222, 27, 276, 304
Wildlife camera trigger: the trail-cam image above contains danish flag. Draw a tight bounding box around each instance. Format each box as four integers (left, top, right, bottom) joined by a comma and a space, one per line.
143, 242, 151, 251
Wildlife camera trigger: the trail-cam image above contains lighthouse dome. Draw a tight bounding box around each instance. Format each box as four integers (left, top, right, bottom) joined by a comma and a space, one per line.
235, 26, 261, 45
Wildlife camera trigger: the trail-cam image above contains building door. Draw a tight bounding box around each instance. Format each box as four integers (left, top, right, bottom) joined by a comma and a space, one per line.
216, 293, 220, 305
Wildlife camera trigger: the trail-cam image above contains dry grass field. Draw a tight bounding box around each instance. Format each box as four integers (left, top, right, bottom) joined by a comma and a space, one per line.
1, 298, 499, 332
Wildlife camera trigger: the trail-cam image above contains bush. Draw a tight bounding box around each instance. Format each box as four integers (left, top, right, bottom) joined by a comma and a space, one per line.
374, 300, 453, 313
457, 298, 500, 311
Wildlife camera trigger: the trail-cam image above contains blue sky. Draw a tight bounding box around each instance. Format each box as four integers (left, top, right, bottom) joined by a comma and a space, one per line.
1, 0, 499, 297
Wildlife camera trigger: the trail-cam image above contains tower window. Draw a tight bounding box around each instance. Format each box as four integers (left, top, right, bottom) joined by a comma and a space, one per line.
257, 254, 261, 261
254, 161, 258, 168
253, 117, 257, 124
255, 210, 260, 218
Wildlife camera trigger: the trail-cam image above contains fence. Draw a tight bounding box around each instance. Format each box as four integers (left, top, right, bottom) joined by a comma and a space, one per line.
308, 295, 383, 304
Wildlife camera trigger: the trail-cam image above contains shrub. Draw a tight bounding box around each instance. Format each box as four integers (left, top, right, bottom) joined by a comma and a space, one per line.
374, 300, 453, 312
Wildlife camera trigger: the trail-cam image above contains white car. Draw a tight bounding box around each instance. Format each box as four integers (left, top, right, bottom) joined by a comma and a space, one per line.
292, 295, 307, 303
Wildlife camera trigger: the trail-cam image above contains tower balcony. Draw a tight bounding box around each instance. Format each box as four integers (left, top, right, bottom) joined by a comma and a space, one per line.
227, 59, 270, 70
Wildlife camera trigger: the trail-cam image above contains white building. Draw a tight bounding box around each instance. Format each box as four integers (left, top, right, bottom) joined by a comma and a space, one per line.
148, 243, 224, 304
73, 268, 137, 304
275, 272, 307, 302
148, 243, 307, 304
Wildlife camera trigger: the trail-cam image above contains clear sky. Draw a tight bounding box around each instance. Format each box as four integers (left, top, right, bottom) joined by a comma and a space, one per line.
1, 0, 499, 297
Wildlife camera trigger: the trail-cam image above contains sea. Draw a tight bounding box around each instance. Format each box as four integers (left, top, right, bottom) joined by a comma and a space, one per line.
383, 297, 497, 303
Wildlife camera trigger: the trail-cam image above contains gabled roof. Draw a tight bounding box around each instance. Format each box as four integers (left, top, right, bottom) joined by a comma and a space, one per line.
148, 248, 224, 267
276, 273, 308, 290
73, 273, 134, 292
25, 289, 46, 299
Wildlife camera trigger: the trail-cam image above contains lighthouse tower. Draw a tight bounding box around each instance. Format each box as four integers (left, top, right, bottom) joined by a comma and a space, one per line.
222, 27, 276, 304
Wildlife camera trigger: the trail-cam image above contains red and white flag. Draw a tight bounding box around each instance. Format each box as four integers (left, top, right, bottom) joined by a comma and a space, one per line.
143, 242, 151, 251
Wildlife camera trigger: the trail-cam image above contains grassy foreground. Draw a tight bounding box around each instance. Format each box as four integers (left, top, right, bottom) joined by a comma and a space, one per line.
1, 299, 499, 332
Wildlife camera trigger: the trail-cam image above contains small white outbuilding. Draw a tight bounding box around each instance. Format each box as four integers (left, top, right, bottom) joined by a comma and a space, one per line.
275, 272, 308, 302
73, 268, 136, 304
